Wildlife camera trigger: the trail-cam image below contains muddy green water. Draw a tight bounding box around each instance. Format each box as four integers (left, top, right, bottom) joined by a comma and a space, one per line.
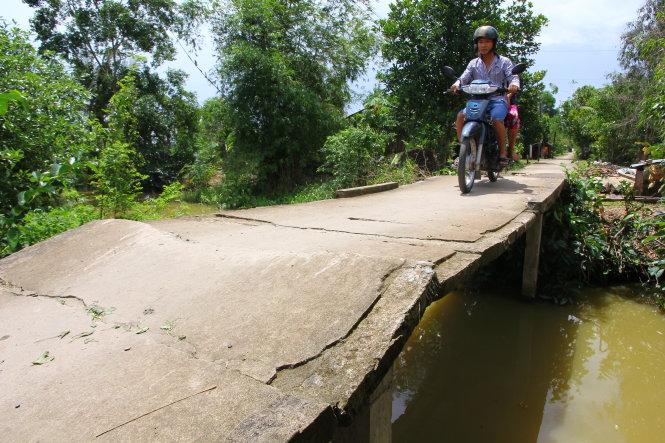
391, 286, 665, 443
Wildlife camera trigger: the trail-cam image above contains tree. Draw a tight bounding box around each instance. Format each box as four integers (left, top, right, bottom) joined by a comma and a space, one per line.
560, 0, 664, 164
24, 0, 181, 123
516, 71, 548, 148
622, 0, 664, 144
379, 0, 547, 144
131, 68, 200, 191
210, 0, 379, 194
0, 23, 92, 210
90, 74, 147, 217
0, 22, 94, 252
560, 86, 601, 158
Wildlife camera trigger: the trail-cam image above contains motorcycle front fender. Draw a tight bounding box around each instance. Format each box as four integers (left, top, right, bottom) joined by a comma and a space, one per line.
461, 121, 486, 141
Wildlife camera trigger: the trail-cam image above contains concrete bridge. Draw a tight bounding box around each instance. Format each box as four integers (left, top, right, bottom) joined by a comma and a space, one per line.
0, 156, 570, 441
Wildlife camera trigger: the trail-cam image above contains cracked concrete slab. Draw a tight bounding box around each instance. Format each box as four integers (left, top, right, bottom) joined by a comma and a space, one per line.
214, 175, 534, 243
0, 289, 333, 442
0, 219, 408, 382
0, 156, 571, 441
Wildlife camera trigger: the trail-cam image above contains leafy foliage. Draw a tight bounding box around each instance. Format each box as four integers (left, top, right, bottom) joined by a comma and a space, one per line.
561, 0, 664, 164
90, 75, 147, 218
560, 84, 642, 164
24, 0, 181, 122
537, 163, 659, 303
319, 127, 393, 188
210, 0, 379, 195
131, 68, 201, 191
379, 0, 547, 145
0, 23, 94, 253
0, 90, 27, 115
517, 70, 549, 148
8, 198, 97, 254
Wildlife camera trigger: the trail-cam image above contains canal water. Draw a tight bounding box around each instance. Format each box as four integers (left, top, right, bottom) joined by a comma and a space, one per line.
391, 285, 665, 443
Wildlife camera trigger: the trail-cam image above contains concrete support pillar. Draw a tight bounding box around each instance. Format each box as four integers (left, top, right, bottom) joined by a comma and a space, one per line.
522, 211, 543, 299
369, 367, 393, 443
332, 368, 393, 442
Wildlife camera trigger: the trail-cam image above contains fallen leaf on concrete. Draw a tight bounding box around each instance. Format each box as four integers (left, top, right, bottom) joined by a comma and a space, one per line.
70, 331, 94, 342
32, 351, 54, 365
135, 327, 149, 334
87, 305, 116, 320
34, 330, 71, 343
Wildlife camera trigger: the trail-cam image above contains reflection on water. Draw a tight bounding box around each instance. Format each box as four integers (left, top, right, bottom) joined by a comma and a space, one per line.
391, 286, 665, 443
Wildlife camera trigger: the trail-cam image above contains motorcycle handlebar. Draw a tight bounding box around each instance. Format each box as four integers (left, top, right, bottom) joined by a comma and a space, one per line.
445, 86, 510, 95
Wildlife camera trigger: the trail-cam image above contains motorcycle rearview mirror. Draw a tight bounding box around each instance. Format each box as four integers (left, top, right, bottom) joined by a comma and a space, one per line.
443, 66, 457, 78
512, 63, 527, 75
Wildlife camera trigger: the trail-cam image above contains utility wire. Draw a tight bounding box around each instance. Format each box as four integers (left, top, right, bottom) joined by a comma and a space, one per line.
176, 39, 222, 95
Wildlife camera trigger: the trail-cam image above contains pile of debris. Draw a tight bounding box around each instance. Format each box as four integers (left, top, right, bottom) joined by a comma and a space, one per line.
586, 161, 663, 202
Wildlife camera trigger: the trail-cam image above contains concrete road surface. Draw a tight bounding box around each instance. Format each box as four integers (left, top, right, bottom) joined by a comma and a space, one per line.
0, 156, 571, 441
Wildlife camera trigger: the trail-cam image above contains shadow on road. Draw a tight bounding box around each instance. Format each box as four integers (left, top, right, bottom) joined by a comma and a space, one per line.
457, 178, 535, 196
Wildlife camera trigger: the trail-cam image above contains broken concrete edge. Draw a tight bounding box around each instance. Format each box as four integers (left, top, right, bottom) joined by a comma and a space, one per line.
225, 395, 339, 443
335, 269, 443, 422
269, 260, 408, 379
334, 182, 399, 198
527, 178, 567, 212
270, 215, 542, 437
225, 165, 572, 437
270, 209, 553, 439
269, 262, 440, 431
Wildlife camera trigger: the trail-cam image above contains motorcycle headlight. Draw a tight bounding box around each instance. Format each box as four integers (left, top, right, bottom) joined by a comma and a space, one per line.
464, 84, 498, 94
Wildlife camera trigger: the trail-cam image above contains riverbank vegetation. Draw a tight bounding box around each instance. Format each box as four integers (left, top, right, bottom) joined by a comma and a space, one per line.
483, 160, 664, 306
540, 164, 664, 306
0, 0, 663, 281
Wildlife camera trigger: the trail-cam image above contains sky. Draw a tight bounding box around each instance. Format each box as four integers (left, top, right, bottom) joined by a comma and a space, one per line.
1, 0, 647, 109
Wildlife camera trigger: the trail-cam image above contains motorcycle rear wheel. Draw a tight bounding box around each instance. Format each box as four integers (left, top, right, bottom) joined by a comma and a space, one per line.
458, 138, 476, 193
487, 171, 498, 182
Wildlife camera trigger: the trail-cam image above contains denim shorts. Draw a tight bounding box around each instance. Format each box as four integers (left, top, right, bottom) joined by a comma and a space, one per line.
458, 99, 508, 122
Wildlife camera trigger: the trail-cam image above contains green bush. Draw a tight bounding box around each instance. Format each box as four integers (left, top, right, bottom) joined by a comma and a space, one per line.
537, 162, 657, 302
127, 182, 189, 220
4, 202, 97, 255
91, 140, 147, 218
319, 127, 393, 188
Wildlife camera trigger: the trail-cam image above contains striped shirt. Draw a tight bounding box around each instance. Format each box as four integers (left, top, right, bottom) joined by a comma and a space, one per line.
454, 54, 519, 101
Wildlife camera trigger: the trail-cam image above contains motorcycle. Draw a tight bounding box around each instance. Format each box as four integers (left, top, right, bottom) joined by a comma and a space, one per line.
444, 63, 527, 193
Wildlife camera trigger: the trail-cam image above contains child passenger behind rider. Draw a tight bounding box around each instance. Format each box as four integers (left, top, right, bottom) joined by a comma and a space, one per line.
506, 88, 521, 161
450, 25, 519, 167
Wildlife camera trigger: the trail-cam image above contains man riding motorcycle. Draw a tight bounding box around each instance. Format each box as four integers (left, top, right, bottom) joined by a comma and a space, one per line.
450, 26, 519, 167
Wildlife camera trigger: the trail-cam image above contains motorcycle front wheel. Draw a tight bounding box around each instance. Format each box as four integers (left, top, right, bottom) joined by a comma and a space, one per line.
458, 137, 477, 193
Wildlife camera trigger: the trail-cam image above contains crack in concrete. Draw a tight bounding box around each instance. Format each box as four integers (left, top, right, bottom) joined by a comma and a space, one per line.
215, 213, 478, 243
267, 260, 408, 384
269, 262, 441, 422
0, 277, 88, 309
347, 217, 411, 225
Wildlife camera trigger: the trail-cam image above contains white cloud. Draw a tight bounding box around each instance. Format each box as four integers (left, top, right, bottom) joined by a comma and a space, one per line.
527, 0, 643, 47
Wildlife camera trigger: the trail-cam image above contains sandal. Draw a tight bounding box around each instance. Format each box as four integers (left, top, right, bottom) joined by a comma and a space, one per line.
499, 157, 510, 166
